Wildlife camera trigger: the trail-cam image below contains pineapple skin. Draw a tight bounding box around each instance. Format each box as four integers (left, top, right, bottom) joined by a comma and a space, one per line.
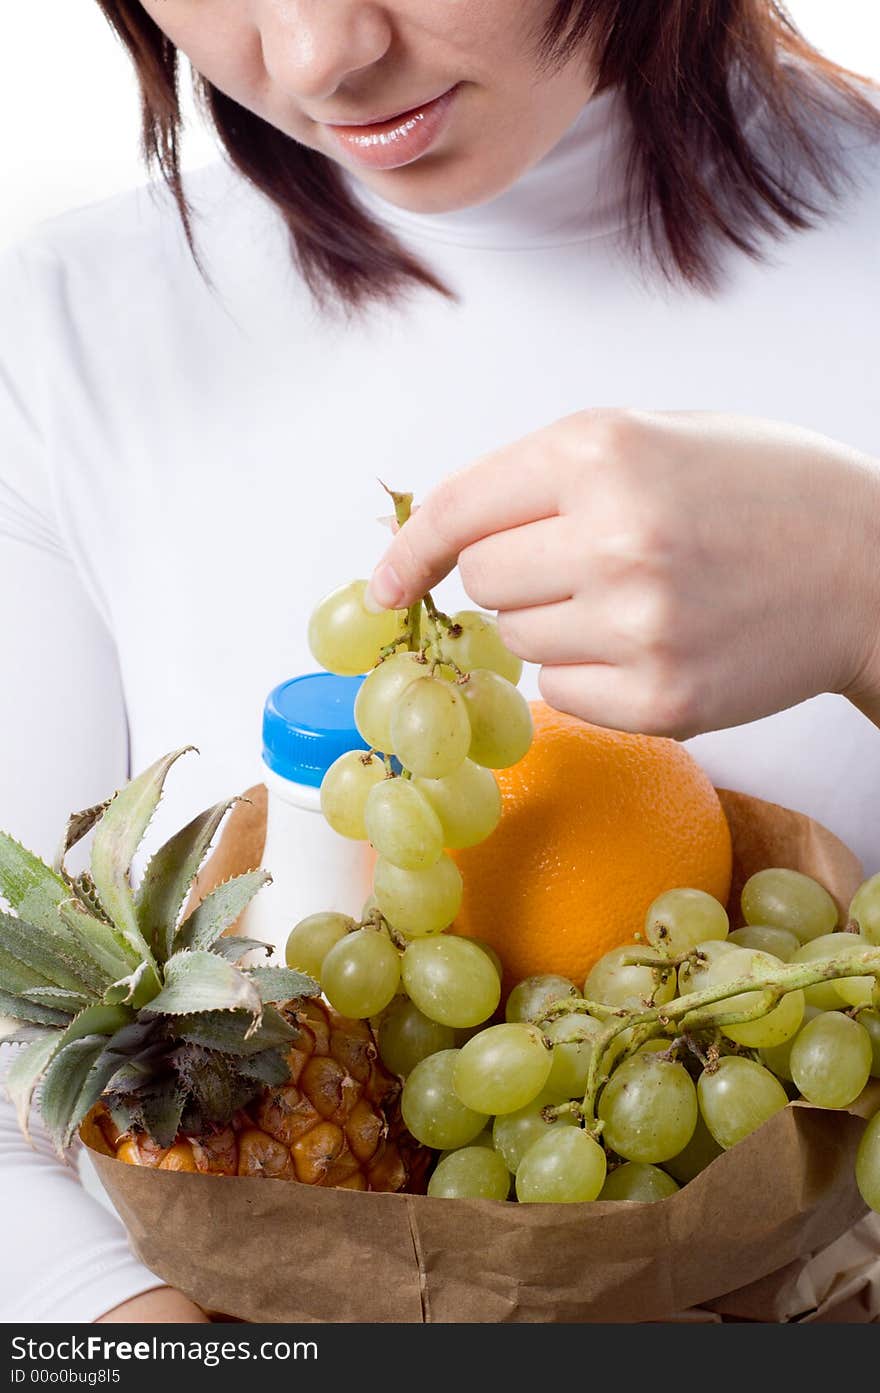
86, 1001, 429, 1194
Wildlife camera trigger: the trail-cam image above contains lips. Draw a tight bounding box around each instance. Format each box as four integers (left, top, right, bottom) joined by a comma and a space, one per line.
325, 86, 459, 171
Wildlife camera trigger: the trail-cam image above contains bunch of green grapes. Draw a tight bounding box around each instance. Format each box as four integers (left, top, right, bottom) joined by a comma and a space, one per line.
400, 870, 880, 1210
287, 547, 531, 1038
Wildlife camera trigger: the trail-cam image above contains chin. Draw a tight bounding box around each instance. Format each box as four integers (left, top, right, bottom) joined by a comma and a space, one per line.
357, 148, 525, 215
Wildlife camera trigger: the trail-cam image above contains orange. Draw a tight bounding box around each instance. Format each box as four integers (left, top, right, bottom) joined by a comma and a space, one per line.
452, 703, 732, 991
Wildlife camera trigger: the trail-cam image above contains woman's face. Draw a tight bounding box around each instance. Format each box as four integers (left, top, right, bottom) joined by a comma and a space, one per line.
138, 1, 595, 212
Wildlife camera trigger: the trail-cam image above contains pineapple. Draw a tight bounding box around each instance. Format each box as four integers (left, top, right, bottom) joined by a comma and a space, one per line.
0, 748, 426, 1192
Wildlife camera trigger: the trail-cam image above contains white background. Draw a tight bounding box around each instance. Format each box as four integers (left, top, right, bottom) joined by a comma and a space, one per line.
1, 1, 878, 250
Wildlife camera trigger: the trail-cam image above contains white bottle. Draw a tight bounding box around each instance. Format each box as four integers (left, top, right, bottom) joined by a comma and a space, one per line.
241, 673, 374, 961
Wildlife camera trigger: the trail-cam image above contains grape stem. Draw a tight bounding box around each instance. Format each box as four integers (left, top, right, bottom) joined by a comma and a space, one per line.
380, 488, 462, 665
386, 490, 423, 655
539, 946, 880, 1138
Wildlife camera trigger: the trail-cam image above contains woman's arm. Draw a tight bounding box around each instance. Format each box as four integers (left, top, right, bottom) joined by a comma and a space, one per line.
366, 410, 880, 737
0, 245, 202, 1324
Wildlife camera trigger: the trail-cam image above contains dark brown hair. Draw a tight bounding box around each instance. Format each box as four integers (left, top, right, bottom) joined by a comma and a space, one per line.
95, 1, 878, 310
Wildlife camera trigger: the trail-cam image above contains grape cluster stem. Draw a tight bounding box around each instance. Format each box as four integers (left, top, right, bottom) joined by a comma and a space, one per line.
540, 946, 880, 1139
383, 486, 463, 668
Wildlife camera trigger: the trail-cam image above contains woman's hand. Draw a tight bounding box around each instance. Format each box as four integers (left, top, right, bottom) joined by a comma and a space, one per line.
96, 1287, 210, 1323
367, 411, 880, 738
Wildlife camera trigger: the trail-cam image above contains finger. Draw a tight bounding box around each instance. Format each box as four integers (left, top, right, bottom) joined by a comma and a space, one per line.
458, 517, 576, 612
365, 434, 561, 610
538, 663, 651, 733
497, 602, 631, 667
538, 663, 699, 739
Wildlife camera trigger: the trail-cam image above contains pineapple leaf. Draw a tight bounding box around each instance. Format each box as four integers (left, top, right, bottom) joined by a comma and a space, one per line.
0, 832, 75, 934
70, 873, 114, 926
174, 1005, 295, 1055
103, 1044, 173, 1095
40, 1035, 114, 1153
5, 1031, 64, 1139
245, 965, 319, 1005
173, 870, 270, 954
0, 1018, 56, 1047
0, 912, 103, 996
53, 800, 112, 876
33, 1008, 140, 1151
171, 1044, 260, 1125
0, 989, 71, 1028
103, 961, 161, 1009
58, 899, 138, 982
210, 936, 272, 964
236, 1047, 291, 1087
145, 950, 263, 1022
136, 798, 238, 965
19, 986, 92, 1015
90, 748, 196, 970
135, 1083, 186, 1149
0, 944, 56, 997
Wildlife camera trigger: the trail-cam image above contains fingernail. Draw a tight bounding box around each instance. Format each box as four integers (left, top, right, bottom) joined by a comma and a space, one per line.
364, 563, 404, 613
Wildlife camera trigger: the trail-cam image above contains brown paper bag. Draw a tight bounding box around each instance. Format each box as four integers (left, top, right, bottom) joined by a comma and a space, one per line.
87, 787, 880, 1323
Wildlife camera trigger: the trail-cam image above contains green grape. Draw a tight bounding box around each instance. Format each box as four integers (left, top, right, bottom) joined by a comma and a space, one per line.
543, 1014, 603, 1098
855, 1112, 880, 1213
492, 1092, 577, 1173
505, 974, 578, 1024
364, 777, 444, 871
697, 1057, 788, 1149
584, 946, 676, 1009
361, 892, 380, 919
308, 579, 405, 676
415, 761, 502, 849
390, 676, 472, 778
704, 947, 804, 1049
439, 1130, 495, 1164
374, 853, 463, 937
454, 1023, 553, 1114
460, 670, 533, 769
599, 1162, 680, 1203
377, 997, 455, 1077
598, 1054, 697, 1163
850, 873, 880, 947
354, 651, 425, 752
320, 928, 401, 1019
468, 939, 504, 979
402, 936, 501, 1028
759, 1004, 822, 1081
400, 1049, 488, 1150
516, 1128, 607, 1204
427, 1145, 511, 1200
677, 938, 737, 996
832, 935, 875, 1008
428, 610, 523, 686
791, 933, 874, 1010
644, 888, 729, 955
741, 867, 837, 944
285, 911, 354, 978
320, 750, 386, 840
789, 1011, 872, 1108
728, 925, 800, 960
857, 1009, 880, 1077
664, 1110, 724, 1184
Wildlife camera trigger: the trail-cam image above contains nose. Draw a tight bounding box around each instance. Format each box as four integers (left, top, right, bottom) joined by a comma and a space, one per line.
260, 1, 395, 102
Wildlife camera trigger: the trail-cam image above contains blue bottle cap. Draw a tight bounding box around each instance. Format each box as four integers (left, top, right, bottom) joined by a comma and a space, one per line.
262, 673, 368, 788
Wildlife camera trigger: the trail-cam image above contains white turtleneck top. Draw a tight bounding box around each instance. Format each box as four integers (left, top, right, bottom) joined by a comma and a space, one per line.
1, 90, 879, 1321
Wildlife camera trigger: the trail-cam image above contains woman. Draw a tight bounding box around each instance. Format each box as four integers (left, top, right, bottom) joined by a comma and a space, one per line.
0, 1, 878, 1322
